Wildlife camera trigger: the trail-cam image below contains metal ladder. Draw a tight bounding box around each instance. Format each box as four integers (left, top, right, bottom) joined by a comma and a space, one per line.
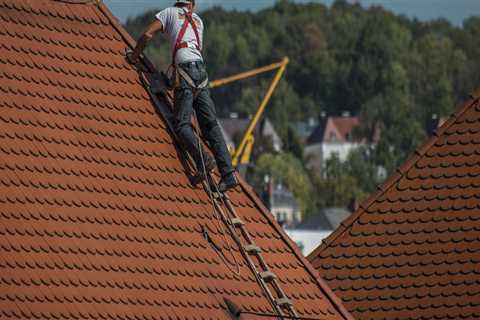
208, 185, 299, 319
140, 71, 298, 319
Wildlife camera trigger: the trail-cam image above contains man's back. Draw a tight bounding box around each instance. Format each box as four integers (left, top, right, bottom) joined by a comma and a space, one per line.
156, 7, 204, 64
128, 0, 239, 192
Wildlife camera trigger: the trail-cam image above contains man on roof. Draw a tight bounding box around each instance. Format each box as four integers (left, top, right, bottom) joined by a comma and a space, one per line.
128, 0, 238, 192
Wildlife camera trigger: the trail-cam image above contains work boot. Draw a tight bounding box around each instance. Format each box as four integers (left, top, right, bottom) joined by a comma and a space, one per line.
192, 156, 216, 185
218, 172, 239, 193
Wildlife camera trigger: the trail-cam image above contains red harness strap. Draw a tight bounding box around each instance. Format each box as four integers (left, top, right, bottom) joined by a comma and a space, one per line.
172, 8, 201, 64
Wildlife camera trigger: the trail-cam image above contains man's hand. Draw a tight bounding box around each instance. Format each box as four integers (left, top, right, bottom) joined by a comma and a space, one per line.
127, 20, 163, 66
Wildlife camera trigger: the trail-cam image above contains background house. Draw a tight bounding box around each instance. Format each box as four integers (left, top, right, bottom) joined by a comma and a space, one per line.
219, 116, 283, 153
293, 117, 319, 143
285, 207, 352, 256
304, 114, 378, 174
269, 184, 302, 228
297, 207, 352, 231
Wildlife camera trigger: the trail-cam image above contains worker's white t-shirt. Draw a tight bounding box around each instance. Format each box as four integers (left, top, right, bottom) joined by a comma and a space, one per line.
156, 7, 204, 64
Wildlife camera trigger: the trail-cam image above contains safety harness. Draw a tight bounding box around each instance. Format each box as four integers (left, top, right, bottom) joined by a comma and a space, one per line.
169, 8, 208, 90
173, 8, 201, 62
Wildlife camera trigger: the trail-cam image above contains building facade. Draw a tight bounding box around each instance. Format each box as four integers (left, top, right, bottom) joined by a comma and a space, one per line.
304, 115, 376, 174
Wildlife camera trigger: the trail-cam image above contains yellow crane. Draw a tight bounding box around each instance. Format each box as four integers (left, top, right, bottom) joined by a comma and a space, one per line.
209, 57, 289, 169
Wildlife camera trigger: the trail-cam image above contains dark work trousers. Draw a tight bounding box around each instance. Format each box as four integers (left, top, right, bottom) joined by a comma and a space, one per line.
174, 60, 234, 178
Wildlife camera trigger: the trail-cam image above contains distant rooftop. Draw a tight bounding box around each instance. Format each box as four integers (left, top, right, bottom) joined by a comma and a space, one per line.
307, 116, 361, 145
297, 207, 352, 231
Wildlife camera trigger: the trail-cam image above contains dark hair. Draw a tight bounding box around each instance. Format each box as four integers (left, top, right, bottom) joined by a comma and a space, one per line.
174, 0, 195, 8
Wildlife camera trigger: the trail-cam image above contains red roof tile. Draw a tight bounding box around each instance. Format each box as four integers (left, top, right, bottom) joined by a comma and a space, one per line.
0, 0, 352, 319
309, 90, 480, 320
330, 117, 359, 143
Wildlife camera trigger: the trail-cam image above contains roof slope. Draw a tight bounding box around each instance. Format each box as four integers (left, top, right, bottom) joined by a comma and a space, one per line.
309, 91, 480, 320
0, 0, 351, 319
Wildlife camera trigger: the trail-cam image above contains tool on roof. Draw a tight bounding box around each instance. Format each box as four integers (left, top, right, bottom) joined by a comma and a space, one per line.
209, 57, 289, 175
135, 52, 298, 320
224, 297, 327, 320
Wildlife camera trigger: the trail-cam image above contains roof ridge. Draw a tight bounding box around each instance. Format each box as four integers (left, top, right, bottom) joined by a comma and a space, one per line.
92, 3, 354, 319
96, 1, 135, 47
96, 1, 160, 74
308, 90, 480, 260
51, 0, 99, 4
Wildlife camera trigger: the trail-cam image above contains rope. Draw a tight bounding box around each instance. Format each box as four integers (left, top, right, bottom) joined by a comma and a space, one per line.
194, 111, 241, 276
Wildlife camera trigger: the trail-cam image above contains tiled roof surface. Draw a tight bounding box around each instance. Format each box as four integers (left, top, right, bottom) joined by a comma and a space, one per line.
0, 0, 352, 319
309, 91, 480, 320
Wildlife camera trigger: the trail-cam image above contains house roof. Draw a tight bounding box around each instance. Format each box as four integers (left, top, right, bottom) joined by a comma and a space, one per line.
271, 185, 298, 210
307, 117, 360, 145
219, 118, 250, 142
0, 0, 352, 319
297, 208, 352, 231
219, 118, 282, 147
308, 91, 480, 320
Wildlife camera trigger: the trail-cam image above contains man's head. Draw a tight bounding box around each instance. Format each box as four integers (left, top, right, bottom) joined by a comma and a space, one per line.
174, 0, 195, 10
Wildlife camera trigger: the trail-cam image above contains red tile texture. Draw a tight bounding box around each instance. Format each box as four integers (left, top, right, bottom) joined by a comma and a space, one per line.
0, 0, 352, 319
309, 91, 480, 320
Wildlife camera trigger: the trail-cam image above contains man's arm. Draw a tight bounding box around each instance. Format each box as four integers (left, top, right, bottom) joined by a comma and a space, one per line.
128, 20, 163, 64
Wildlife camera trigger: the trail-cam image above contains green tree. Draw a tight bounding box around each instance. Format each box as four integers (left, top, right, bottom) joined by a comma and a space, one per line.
310, 154, 369, 209
252, 152, 312, 213
409, 33, 466, 126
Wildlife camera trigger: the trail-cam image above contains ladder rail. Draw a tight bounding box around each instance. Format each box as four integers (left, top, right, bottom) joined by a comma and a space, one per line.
207, 185, 285, 318
140, 71, 298, 319
221, 193, 299, 318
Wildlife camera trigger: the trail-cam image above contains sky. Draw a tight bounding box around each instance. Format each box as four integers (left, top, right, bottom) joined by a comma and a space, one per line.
104, 0, 480, 26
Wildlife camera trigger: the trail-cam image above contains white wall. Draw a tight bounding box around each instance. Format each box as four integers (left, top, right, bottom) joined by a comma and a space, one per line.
305, 142, 364, 173
323, 142, 362, 161
285, 229, 332, 256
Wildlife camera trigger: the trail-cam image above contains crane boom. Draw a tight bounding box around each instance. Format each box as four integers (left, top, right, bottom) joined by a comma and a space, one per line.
209, 59, 288, 89
209, 57, 289, 168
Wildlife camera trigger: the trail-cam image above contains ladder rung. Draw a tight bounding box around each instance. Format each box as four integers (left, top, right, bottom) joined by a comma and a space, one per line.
244, 244, 261, 255
276, 297, 292, 307
230, 218, 245, 227
213, 192, 223, 200
260, 271, 277, 282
